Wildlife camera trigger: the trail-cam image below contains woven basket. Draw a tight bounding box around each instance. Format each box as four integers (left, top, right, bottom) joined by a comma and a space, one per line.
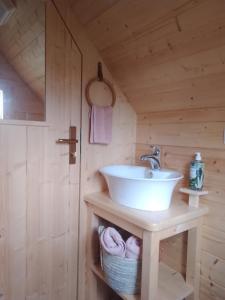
101, 249, 141, 294
99, 226, 141, 295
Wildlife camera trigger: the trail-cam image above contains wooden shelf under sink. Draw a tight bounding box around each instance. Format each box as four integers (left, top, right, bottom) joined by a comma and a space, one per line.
91, 263, 193, 300
85, 192, 208, 300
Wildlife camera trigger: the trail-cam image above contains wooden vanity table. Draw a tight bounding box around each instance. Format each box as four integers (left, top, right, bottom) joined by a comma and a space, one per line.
85, 189, 208, 300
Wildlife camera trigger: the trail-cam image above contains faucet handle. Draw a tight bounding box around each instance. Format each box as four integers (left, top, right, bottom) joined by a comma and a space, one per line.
150, 145, 160, 156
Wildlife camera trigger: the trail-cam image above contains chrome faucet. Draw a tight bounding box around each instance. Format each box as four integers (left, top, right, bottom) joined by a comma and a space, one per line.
140, 146, 161, 170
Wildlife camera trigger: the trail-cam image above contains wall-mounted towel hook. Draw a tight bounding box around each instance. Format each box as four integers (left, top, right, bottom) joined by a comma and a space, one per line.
85, 62, 116, 107
97, 62, 103, 81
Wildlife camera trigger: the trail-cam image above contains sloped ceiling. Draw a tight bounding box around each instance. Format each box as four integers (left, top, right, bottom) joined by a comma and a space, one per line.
72, 0, 225, 113
0, 0, 45, 101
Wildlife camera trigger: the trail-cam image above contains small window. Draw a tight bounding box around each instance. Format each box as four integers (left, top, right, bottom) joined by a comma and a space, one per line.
0, 90, 3, 120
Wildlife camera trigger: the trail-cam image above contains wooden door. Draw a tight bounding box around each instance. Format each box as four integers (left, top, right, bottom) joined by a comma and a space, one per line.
0, 2, 81, 300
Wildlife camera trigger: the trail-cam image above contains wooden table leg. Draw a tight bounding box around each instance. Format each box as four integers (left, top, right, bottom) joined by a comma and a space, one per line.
141, 231, 160, 300
186, 219, 202, 300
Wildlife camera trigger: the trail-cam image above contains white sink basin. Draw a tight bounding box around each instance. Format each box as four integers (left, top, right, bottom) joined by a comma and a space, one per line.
99, 165, 183, 211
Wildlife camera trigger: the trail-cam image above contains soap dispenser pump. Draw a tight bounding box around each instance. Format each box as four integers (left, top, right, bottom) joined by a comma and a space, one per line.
189, 152, 204, 191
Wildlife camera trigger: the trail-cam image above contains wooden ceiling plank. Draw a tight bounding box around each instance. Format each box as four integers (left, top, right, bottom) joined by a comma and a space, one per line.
126, 71, 225, 97
101, 19, 178, 66
72, 0, 225, 114
178, 0, 225, 31
110, 44, 225, 91
84, 0, 206, 51
84, 0, 194, 51
72, 0, 120, 25
127, 70, 225, 113
102, 13, 225, 73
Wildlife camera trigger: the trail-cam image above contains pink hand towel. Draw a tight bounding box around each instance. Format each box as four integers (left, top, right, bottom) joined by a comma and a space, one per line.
90, 105, 112, 144
125, 236, 142, 259
100, 227, 126, 257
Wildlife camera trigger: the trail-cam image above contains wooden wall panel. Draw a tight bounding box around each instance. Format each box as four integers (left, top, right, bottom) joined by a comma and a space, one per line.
26, 126, 54, 300
0, 125, 27, 300
200, 277, 225, 300
137, 107, 225, 124
136, 109, 225, 300
137, 122, 225, 149
201, 251, 225, 287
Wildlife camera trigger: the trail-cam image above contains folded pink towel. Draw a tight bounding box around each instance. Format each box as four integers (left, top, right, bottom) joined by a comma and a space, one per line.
125, 236, 142, 259
100, 227, 126, 257
90, 105, 112, 144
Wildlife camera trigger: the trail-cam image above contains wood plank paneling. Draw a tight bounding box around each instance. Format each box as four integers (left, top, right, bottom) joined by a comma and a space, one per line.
200, 276, 225, 300
0, 125, 27, 300
137, 122, 225, 149
53, 2, 137, 300
26, 126, 51, 300
115, 43, 225, 91
201, 251, 225, 287
102, 12, 225, 68
0, 2, 137, 300
100, 0, 225, 65
136, 113, 225, 299
136, 109, 225, 151
72, 0, 119, 25
81, 0, 199, 51
73, 1, 225, 299
0, 1, 83, 300
73, 0, 225, 114
127, 72, 225, 113
137, 107, 225, 124
202, 226, 225, 260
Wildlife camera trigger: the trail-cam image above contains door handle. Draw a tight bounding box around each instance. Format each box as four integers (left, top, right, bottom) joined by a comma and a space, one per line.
56, 138, 78, 144
56, 126, 78, 164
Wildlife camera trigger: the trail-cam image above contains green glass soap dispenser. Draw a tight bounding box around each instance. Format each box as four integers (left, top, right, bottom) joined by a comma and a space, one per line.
189, 152, 204, 191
